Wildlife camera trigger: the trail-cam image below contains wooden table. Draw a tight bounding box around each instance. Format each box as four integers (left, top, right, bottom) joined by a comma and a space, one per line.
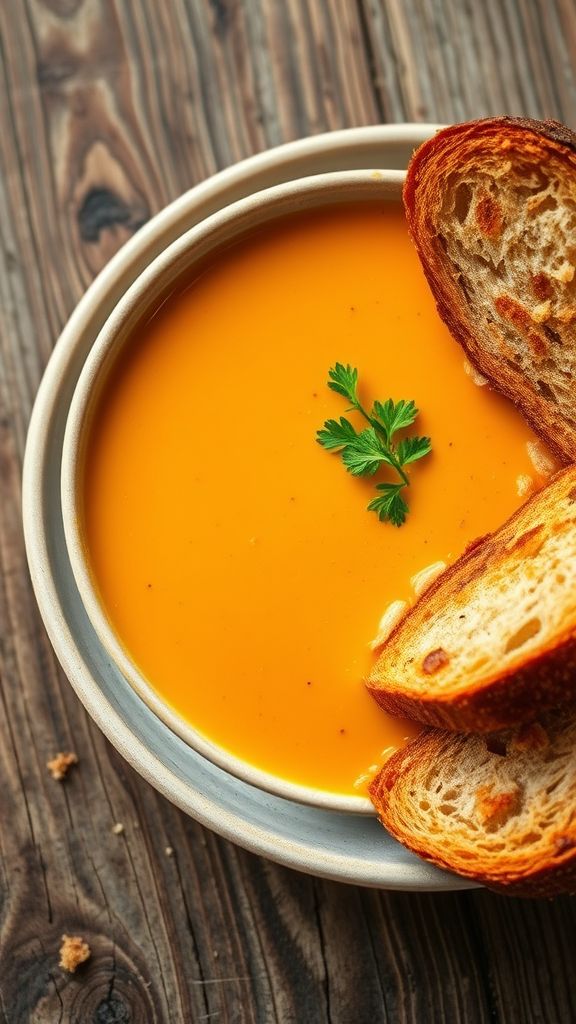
2, 2, 576, 1020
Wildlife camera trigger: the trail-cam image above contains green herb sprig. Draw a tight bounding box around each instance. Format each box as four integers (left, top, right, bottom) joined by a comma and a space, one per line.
316, 363, 431, 527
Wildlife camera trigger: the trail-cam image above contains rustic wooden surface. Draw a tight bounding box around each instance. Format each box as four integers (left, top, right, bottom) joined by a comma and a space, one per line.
2, 1, 576, 1020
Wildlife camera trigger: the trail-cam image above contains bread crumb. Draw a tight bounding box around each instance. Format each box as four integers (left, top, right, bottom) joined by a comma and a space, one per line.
353, 761, 384, 790
463, 359, 487, 386
47, 752, 78, 781
550, 260, 574, 283
59, 934, 91, 973
410, 561, 446, 597
111, 822, 124, 835
516, 474, 534, 497
370, 601, 408, 651
526, 440, 558, 478
165, 846, 174, 857
531, 300, 551, 323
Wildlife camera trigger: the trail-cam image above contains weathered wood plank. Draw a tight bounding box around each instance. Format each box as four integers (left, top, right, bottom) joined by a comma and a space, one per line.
3, 1, 576, 1020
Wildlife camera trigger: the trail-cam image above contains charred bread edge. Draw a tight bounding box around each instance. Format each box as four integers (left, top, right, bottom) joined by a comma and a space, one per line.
367, 636, 576, 733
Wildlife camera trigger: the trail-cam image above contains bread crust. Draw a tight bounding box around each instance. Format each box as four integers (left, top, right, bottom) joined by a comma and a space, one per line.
366, 464, 576, 732
370, 725, 576, 897
368, 636, 576, 733
403, 116, 576, 462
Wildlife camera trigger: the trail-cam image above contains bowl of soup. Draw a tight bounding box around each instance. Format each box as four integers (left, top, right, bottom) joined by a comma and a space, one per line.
61, 169, 545, 813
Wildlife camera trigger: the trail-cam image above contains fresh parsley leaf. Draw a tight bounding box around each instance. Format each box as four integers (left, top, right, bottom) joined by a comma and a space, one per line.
396, 435, 432, 465
316, 417, 358, 451
316, 364, 432, 527
341, 428, 394, 476
327, 363, 359, 405
372, 398, 418, 440
367, 484, 409, 527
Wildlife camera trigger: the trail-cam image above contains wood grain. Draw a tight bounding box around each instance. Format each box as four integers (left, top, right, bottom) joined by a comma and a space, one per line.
2, 0, 576, 1020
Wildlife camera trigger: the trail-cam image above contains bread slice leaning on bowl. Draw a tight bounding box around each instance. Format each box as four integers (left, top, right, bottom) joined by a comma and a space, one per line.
369, 712, 576, 897
367, 117, 576, 896
403, 116, 576, 463
366, 464, 576, 732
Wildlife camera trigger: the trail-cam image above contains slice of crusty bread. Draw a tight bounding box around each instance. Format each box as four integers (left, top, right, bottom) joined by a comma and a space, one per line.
404, 116, 576, 463
369, 714, 576, 897
366, 465, 576, 733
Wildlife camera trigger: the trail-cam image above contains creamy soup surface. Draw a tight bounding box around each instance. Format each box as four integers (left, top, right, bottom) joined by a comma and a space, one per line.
83, 201, 547, 797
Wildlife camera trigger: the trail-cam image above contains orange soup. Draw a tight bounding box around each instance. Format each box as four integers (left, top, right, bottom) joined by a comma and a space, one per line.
83, 201, 547, 797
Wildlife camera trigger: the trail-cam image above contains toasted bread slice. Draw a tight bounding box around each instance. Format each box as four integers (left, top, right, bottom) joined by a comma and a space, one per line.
404, 116, 576, 463
366, 465, 576, 732
369, 714, 576, 897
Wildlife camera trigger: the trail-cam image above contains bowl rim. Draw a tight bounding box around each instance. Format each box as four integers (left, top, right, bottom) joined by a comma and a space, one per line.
61, 167, 407, 816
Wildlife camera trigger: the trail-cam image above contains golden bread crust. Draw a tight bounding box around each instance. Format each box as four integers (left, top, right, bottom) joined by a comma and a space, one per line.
403, 116, 576, 462
369, 716, 576, 897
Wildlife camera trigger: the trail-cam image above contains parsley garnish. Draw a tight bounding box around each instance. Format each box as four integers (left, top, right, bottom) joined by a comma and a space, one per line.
316, 363, 431, 526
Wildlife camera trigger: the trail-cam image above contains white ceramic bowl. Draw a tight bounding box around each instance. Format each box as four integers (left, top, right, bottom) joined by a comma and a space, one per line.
61, 168, 405, 815
25, 125, 469, 889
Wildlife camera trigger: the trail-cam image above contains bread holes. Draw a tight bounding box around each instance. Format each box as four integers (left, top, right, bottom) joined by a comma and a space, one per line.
458, 274, 473, 304
540, 817, 556, 830
544, 324, 562, 346
478, 841, 506, 853
529, 193, 558, 215
469, 654, 490, 672
537, 378, 556, 400
460, 818, 479, 832
443, 788, 461, 802
454, 182, 472, 223
504, 356, 522, 374
485, 738, 507, 757
515, 172, 550, 197
476, 253, 504, 276
541, 778, 557, 802
515, 831, 542, 847
504, 616, 542, 654
439, 804, 457, 815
